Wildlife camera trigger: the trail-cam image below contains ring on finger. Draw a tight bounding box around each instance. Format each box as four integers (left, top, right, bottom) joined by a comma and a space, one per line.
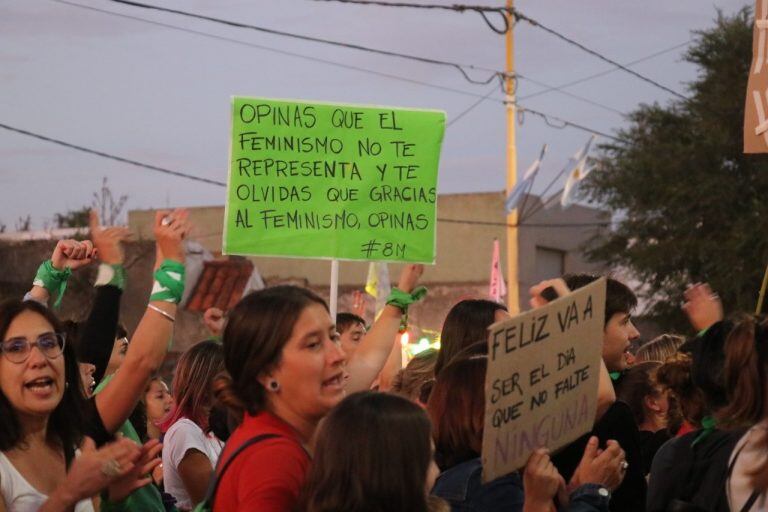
101, 458, 123, 477
620, 460, 629, 471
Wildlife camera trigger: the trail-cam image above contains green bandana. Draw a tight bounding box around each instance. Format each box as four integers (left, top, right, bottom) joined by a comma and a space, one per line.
33, 260, 72, 308
386, 286, 428, 332
692, 415, 716, 447
149, 259, 185, 303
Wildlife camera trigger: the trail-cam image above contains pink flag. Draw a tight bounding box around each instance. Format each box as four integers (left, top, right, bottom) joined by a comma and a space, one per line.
489, 239, 507, 303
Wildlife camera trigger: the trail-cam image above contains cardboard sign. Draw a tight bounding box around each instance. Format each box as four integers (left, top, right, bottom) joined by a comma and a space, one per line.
744, 0, 768, 153
481, 278, 606, 482
223, 97, 446, 263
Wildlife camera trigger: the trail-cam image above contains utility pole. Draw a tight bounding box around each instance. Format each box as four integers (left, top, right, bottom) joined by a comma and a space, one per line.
505, 0, 520, 314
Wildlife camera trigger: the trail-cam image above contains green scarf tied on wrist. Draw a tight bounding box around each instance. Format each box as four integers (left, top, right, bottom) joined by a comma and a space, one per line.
33, 260, 72, 308
386, 286, 428, 333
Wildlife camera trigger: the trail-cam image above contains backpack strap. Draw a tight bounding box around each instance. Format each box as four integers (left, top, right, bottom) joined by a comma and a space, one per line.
198, 433, 280, 509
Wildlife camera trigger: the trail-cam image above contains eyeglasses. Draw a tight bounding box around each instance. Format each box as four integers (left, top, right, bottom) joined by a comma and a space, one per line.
1, 333, 66, 364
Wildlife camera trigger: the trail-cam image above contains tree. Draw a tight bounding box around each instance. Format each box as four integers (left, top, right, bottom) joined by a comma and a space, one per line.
93, 177, 128, 227
15, 215, 31, 232
54, 206, 90, 228
582, 8, 768, 330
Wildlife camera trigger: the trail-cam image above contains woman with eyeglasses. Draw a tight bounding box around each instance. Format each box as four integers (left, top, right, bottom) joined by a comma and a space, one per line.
0, 300, 163, 511
0, 210, 190, 511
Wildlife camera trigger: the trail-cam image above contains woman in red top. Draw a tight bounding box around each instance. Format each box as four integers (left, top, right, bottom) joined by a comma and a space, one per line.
212, 286, 347, 512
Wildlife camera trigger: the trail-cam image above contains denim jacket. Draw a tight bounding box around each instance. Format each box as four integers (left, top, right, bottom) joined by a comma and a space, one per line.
431, 458, 610, 512
431, 458, 524, 512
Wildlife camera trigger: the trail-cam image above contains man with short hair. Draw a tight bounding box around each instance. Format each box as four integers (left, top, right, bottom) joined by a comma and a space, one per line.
563, 274, 641, 374
336, 312, 367, 358
546, 274, 646, 512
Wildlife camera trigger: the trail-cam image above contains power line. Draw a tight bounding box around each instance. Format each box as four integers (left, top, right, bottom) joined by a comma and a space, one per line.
516, 106, 622, 142
55, 0, 619, 139
447, 83, 499, 127
517, 73, 624, 116
314, 0, 689, 101
0, 122, 226, 187
510, 10, 689, 101
59, 0, 625, 117
0, 121, 612, 230
519, 40, 692, 101
101, 0, 504, 87
437, 218, 611, 228
59, 2, 515, 116
54, 0, 507, 104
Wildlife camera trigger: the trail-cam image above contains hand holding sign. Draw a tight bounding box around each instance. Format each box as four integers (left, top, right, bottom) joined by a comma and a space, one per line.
568, 436, 626, 493
523, 448, 564, 511
482, 278, 606, 482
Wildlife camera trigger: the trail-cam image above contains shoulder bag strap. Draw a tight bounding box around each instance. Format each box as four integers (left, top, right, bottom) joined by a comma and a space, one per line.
199, 433, 280, 509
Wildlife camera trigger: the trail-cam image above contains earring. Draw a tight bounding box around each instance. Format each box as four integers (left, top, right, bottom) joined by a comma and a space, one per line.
267, 380, 280, 392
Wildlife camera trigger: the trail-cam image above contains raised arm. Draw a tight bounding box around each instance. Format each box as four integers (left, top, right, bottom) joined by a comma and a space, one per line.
95, 209, 190, 433
80, 211, 132, 384
26, 239, 96, 305
345, 264, 424, 393
682, 282, 723, 332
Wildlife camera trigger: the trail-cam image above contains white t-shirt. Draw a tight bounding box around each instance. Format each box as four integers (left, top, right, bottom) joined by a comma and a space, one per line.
162, 418, 223, 511
728, 421, 768, 512
0, 451, 95, 512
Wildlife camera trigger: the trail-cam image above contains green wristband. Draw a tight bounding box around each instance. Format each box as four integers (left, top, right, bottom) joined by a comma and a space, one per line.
149, 259, 185, 303
386, 286, 428, 333
385, 286, 428, 311
32, 260, 72, 308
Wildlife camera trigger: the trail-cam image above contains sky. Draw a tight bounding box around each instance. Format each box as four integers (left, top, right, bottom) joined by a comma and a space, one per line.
0, 0, 751, 230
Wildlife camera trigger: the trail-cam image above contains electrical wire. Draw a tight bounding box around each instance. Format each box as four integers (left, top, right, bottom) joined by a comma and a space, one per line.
0, 122, 226, 187
519, 40, 692, 101
314, 0, 690, 100
515, 106, 622, 142
53, 0, 506, 103
447, 83, 499, 127
101, 0, 504, 86
0, 121, 612, 229
52, 0, 619, 138
516, 73, 624, 116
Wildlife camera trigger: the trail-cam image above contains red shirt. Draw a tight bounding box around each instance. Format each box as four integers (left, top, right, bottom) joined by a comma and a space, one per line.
213, 411, 310, 512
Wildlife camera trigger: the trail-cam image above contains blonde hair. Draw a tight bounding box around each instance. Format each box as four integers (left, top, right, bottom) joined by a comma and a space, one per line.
635, 334, 685, 363
391, 349, 438, 402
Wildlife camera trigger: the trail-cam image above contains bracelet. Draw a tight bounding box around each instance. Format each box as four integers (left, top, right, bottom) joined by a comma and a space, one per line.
32, 260, 72, 308
149, 259, 186, 303
94, 263, 126, 290
147, 303, 176, 322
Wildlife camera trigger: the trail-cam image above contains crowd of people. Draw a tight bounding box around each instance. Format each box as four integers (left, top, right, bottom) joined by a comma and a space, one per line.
0, 212, 767, 512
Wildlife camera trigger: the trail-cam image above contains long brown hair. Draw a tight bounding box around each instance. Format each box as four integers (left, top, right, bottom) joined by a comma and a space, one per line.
302, 391, 434, 512
435, 299, 505, 376
213, 286, 328, 416
719, 315, 768, 491
162, 340, 223, 432
427, 354, 487, 470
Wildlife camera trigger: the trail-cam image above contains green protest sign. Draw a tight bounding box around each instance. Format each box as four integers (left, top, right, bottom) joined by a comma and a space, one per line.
223, 97, 446, 263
